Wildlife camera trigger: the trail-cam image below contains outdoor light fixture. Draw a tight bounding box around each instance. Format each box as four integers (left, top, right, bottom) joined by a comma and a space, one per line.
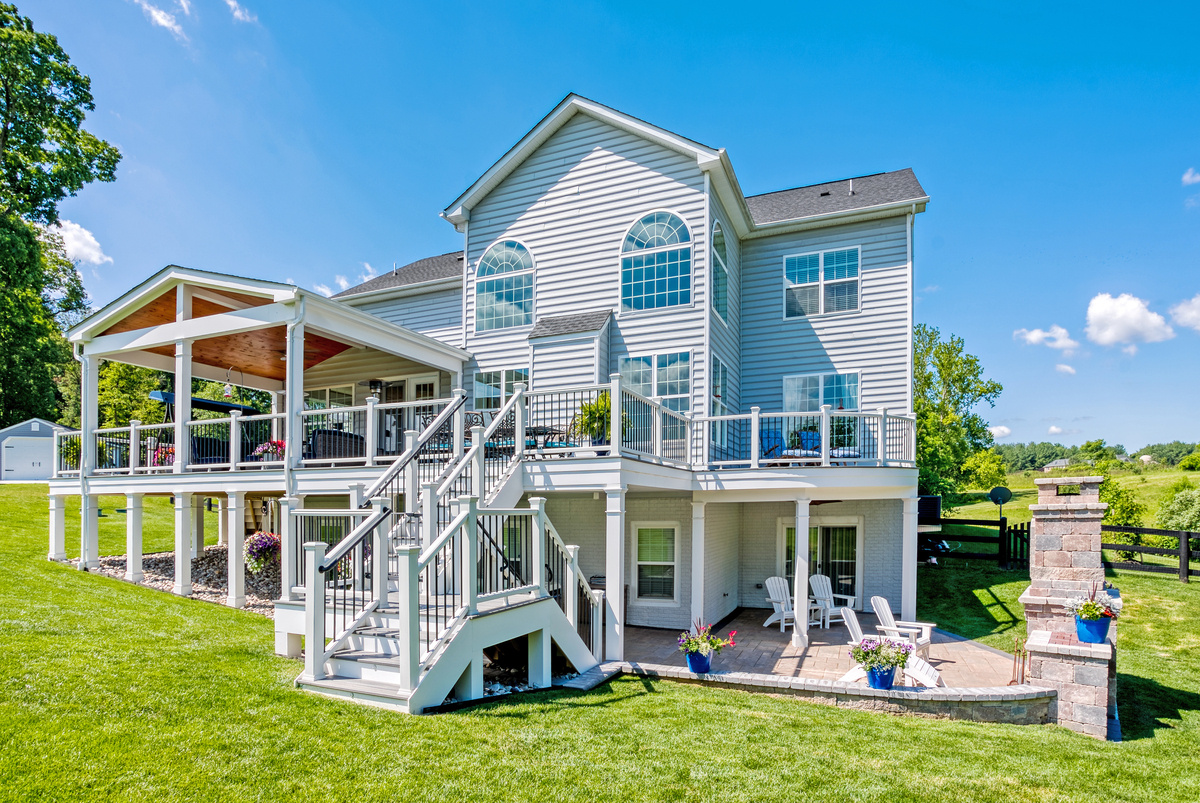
368, 379, 384, 396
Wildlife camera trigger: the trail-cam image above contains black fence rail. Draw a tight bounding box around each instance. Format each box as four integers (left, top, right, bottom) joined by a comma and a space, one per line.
1101, 524, 1200, 583
919, 516, 1029, 570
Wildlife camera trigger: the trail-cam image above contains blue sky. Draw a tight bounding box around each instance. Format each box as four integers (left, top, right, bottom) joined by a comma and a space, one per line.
22, 0, 1200, 451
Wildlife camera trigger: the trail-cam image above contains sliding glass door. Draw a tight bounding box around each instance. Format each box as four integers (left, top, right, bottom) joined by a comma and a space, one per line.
782, 524, 859, 608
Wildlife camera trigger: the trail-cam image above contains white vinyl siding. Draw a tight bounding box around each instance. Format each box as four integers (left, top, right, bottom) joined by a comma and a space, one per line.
530, 337, 598, 388
708, 194, 741, 419
740, 217, 911, 414
350, 286, 463, 347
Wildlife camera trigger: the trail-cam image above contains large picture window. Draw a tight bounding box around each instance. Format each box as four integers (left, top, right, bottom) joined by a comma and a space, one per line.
619, 352, 690, 412
636, 525, 678, 601
621, 211, 692, 312
711, 222, 729, 322
476, 240, 534, 331
782, 372, 859, 413
783, 246, 860, 318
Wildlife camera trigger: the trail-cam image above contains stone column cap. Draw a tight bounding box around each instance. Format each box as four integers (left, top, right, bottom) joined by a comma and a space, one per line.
1033, 476, 1103, 485
1026, 629, 1112, 660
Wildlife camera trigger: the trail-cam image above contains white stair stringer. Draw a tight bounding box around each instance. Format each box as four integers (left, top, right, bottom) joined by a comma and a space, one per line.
483, 457, 525, 510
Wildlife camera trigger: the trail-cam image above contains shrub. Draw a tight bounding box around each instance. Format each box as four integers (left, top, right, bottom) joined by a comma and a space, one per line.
1179, 453, 1200, 471
1159, 489, 1200, 533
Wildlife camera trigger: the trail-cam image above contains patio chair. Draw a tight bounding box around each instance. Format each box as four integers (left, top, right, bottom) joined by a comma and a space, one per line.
838, 607, 944, 687
762, 576, 795, 632
870, 595, 934, 659
809, 574, 854, 629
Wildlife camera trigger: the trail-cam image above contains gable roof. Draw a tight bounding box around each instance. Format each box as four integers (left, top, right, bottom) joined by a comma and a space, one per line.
0, 417, 69, 438
745, 169, 927, 225
528, 310, 612, 340
334, 251, 463, 299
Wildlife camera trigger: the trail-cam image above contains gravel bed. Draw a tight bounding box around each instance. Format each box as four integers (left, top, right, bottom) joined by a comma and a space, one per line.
81, 545, 281, 618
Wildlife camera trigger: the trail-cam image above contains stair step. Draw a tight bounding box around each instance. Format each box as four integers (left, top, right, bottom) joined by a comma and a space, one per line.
297, 675, 413, 711
559, 662, 622, 691
333, 649, 403, 667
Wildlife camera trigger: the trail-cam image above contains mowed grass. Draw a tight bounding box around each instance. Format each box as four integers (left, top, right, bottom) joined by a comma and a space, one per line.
3, 484, 1200, 802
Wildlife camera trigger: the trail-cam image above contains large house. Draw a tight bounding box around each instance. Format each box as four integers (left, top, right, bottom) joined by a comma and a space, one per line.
48, 95, 927, 712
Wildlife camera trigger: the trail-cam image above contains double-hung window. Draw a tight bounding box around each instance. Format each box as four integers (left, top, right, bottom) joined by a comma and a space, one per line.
621, 212, 692, 312
476, 241, 534, 331
635, 525, 678, 601
783, 246, 860, 318
619, 352, 690, 413
474, 368, 529, 411
711, 222, 729, 322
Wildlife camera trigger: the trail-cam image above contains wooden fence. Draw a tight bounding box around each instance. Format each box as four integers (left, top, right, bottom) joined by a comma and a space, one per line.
919, 517, 1030, 570
1101, 525, 1200, 583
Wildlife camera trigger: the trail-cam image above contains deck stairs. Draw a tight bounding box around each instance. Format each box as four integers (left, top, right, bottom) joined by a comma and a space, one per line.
291, 386, 605, 712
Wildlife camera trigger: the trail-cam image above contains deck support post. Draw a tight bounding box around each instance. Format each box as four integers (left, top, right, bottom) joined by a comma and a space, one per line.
173, 492, 193, 596
125, 494, 143, 582
173, 338, 191, 474
901, 497, 919, 621
302, 541, 327, 682
217, 498, 228, 546
604, 485, 626, 660
529, 496, 546, 593
192, 495, 205, 558
792, 498, 810, 649
226, 491, 246, 608
48, 494, 67, 561
79, 495, 99, 571
528, 629, 551, 689
279, 496, 298, 601
691, 501, 706, 632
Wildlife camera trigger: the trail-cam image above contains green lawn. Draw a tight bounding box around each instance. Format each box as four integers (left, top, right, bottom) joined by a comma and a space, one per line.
3, 484, 1200, 802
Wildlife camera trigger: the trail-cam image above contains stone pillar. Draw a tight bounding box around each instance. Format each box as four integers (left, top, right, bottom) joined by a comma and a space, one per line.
1026, 632, 1117, 740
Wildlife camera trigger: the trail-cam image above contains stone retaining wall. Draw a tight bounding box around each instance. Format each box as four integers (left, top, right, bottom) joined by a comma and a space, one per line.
1025, 631, 1117, 739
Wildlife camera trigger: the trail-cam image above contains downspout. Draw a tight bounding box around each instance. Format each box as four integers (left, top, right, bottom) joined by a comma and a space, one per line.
460, 219, 469, 352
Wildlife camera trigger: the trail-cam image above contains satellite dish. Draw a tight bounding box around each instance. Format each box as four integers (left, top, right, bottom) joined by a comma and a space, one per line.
988, 486, 1012, 506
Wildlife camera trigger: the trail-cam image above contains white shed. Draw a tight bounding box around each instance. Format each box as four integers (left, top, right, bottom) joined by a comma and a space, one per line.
1, 418, 71, 481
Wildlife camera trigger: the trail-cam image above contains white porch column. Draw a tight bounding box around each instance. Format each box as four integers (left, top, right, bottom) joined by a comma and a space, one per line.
226, 491, 246, 608
48, 495, 67, 561
690, 501, 706, 631
901, 497, 919, 621
173, 492, 193, 596
279, 496, 298, 602
125, 493, 143, 582
217, 498, 228, 546
192, 496, 205, 558
173, 339, 191, 474
792, 497, 811, 649
604, 485, 626, 660
284, 318, 305, 476
79, 495, 99, 571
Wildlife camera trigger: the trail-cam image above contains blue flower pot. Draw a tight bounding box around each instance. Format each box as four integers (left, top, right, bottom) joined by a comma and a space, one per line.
686, 651, 712, 674
867, 666, 896, 690
1076, 615, 1112, 644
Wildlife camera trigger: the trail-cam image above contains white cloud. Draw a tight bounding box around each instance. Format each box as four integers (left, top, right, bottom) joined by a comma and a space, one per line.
1055, 364, 1076, 375
312, 284, 333, 298
224, 0, 257, 22
1048, 425, 1063, 435
1184, 167, 1200, 186
359, 262, 377, 284
988, 425, 1012, 439
334, 275, 350, 292
1122, 344, 1138, 356
284, 277, 296, 285
1013, 324, 1079, 354
1169, 294, 1200, 332
176, 0, 191, 14
921, 285, 940, 293
53, 220, 112, 265
130, 0, 187, 40
1084, 293, 1174, 350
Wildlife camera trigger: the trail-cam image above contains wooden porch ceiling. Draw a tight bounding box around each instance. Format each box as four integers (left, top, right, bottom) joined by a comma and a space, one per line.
99, 286, 274, 336
143, 326, 350, 381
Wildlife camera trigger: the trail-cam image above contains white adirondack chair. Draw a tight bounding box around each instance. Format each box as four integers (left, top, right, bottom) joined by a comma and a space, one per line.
838, 607, 944, 687
762, 576, 795, 632
809, 574, 854, 629
870, 595, 934, 659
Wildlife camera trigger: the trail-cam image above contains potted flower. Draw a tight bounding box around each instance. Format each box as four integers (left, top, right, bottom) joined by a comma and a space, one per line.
677, 621, 736, 674
244, 531, 281, 574
849, 638, 913, 690
1066, 582, 1119, 644
571, 391, 616, 448
151, 444, 175, 468
253, 440, 286, 461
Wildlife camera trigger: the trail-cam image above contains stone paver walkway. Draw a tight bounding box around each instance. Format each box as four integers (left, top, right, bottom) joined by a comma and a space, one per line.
625, 608, 1014, 687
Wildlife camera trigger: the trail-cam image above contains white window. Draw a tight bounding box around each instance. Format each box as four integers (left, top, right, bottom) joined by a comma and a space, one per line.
303, 385, 354, 410
782, 372, 859, 412
635, 525, 678, 601
711, 355, 729, 448
621, 211, 692, 312
476, 240, 534, 331
783, 246, 860, 318
619, 352, 690, 413
711, 222, 729, 322
474, 368, 528, 411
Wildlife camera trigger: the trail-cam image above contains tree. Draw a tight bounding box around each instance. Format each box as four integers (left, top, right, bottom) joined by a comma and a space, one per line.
1179, 453, 1200, 472
962, 448, 1007, 490
1159, 489, 1200, 533
0, 4, 120, 224
96, 362, 167, 427
1135, 441, 1198, 467
913, 323, 1003, 497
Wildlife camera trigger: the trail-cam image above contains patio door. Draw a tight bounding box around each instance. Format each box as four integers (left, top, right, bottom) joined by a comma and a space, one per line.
781, 524, 860, 608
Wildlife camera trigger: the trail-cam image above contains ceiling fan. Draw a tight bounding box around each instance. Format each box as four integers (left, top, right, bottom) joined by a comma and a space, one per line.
356, 379, 403, 396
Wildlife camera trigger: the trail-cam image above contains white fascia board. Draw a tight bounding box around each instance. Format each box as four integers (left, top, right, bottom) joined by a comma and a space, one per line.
741, 198, 930, 240
693, 466, 919, 499
698, 150, 756, 239
336, 275, 462, 305
301, 303, 469, 373
69, 266, 299, 342
442, 94, 721, 223
108, 350, 285, 392
83, 302, 297, 356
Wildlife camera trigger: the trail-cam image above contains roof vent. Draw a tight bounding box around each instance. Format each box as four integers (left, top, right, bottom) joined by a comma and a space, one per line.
820, 191, 831, 197
848, 179, 855, 196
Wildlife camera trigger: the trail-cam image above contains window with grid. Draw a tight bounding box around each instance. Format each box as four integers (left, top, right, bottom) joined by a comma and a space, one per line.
783, 247, 859, 318
476, 240, 534, 331
712, 222, 729, 322
621, 212, 692, 312
619, 352, 690, 412
474, 368, 528, 410
636, 526, 677, 600
782, 372, 859, 412
711, 355, 730, 448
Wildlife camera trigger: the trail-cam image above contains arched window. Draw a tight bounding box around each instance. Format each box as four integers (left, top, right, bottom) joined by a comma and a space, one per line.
620, 211, 692, 312
476, 240, 534, 331
711, 222, 728, 321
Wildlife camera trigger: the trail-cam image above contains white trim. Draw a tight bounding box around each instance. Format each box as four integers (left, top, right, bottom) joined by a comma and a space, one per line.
83, 302, 296, 356
740, 197, 931, 240
776, 514, 865, 610
617, 208, 696, 317
710, 220, 729, 327
337, 275, 462, 304
780, 245, 862, 321
631, 520, 682, 605
906, 209, 915, 414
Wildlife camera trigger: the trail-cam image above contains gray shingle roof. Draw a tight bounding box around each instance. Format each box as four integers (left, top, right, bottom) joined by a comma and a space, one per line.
744, 168, 927, 225
528, 310, 612, 340
334, 251, 463, 298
